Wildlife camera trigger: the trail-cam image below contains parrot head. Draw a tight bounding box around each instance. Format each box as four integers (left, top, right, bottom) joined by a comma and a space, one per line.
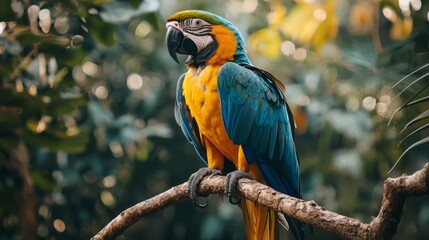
166, 10, 249, 66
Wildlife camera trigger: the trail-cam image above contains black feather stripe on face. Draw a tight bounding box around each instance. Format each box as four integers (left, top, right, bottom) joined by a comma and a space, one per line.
185, 39, 218, 68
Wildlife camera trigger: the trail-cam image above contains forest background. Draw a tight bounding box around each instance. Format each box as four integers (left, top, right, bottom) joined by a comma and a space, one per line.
1, 0, 428, 239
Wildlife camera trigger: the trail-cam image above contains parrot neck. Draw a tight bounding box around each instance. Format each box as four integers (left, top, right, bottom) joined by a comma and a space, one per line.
233, 45, 251, 65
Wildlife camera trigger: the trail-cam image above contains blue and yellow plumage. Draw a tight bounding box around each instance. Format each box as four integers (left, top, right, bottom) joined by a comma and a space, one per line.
167, 10, 304, 240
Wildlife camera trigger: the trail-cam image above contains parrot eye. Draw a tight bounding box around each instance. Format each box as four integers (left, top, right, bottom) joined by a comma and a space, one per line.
194, 19, 202, 27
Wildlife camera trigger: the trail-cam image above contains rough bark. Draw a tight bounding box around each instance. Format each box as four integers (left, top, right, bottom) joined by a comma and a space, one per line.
92, 163, 429, 240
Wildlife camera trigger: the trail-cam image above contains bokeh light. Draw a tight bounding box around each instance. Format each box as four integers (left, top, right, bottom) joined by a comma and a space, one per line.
82, 62, 99, 77
281, 41, 296, 56
38, 9, 51, 33
313, 8, 327, 22
135, 21, 151, 38
102, 176, 117, 188
54, 16, 69, 34
93, 85, 109, 100
127, 73, 144, 90
100, 191, 116, 208
53, 219, 66, 233
293, 48, 307, 61
362, 96, 377, 111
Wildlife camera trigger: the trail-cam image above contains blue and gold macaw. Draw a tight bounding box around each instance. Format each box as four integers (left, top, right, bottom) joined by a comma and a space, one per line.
166, 10, 304, 240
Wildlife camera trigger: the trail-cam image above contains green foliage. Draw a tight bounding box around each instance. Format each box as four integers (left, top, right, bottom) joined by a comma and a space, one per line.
86, 15, 116, 46
100, 0, 160, 23
388, 64, 429, 172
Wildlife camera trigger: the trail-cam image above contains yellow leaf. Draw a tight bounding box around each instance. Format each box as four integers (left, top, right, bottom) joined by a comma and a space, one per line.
267, 1, 287, 27
248, 27, 282, 60
280, 4, 314, 41
280, 0, 338, 52
349, 2, 375, 36
312, 12, 339, 52
390, 17, 413, 41
27, 119, 39, 133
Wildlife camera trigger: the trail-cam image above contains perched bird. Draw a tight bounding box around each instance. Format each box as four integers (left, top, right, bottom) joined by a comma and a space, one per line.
166, 10, 304, 240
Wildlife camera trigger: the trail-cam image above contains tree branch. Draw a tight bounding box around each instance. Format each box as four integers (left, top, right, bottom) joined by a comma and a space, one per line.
370, 163, 429, 239
4, 141, 37, 240
92, 163, 429, 240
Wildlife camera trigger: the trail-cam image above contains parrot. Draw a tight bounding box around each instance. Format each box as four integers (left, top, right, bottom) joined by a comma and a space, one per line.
166, 10, 305, 240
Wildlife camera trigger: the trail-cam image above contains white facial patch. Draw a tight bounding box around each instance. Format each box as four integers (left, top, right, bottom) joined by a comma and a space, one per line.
183, 33, 213, 52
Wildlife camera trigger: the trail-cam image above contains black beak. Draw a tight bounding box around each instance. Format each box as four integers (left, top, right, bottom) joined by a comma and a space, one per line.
166, 27, 182, 64
166, 26, 198, 64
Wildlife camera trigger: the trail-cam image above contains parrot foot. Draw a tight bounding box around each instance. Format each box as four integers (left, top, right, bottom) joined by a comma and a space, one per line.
188, 167, 222, 208
225, 170, 253, 205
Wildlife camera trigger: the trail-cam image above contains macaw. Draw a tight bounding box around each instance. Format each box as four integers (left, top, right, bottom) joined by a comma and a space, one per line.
166, 10, 304, 240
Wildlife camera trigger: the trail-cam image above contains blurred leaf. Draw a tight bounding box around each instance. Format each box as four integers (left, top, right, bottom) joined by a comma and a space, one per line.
394, 72, 429, 102
391, 136, 429, 173
144, 12, 160, 31
47, 95, 86, 116
390, 17, 413, 41
388, 70, 429, 125
0, 89, 45, 113
40, 45, 86, 67
333, 149, 361, 177
0, 114, 24, 130
324, 109, 372, 140
341, 40, 377, 68
26, 119, 39, 133
0, 136, 19, 151
377, 41, 416, 70
23, 131, 88, 153
280, 0, 338, 52
405, 96, 429, 108
0, 0, 16, 21
399, 122, 429, 146
100, 0, 160, 24
248, 27, 282, 60
129, 0, 143, 8
86, 15, 116, 46
31, 171, 56, 192
401, 110, 429, 132
88, 101, 114, 125
140, 124, 172, 139
0, 37, 22, 56
15, 32, 69, 47
49, 67, 69, 87
88, 0, 114, 5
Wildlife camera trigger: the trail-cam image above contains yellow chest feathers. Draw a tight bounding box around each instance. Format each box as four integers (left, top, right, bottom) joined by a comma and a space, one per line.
182, 65, 235, 154
183, 66, 221, 130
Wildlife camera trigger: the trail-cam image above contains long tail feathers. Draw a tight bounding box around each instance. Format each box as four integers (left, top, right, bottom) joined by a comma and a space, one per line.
241, 199, 276, 240
240, 199, 306, 240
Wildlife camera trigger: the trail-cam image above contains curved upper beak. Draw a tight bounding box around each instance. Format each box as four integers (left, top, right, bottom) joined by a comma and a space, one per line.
166, 26, 183, 64
166, 25, 198, 64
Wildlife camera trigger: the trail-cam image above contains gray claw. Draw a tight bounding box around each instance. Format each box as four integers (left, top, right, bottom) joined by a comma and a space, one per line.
188, 168, 222, 208
225, 170, 253, 205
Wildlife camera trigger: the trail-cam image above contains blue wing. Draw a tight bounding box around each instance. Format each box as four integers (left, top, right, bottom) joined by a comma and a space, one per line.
175, 73, 207, 163
217, 62, 301, 198
218, 62, 305, 239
